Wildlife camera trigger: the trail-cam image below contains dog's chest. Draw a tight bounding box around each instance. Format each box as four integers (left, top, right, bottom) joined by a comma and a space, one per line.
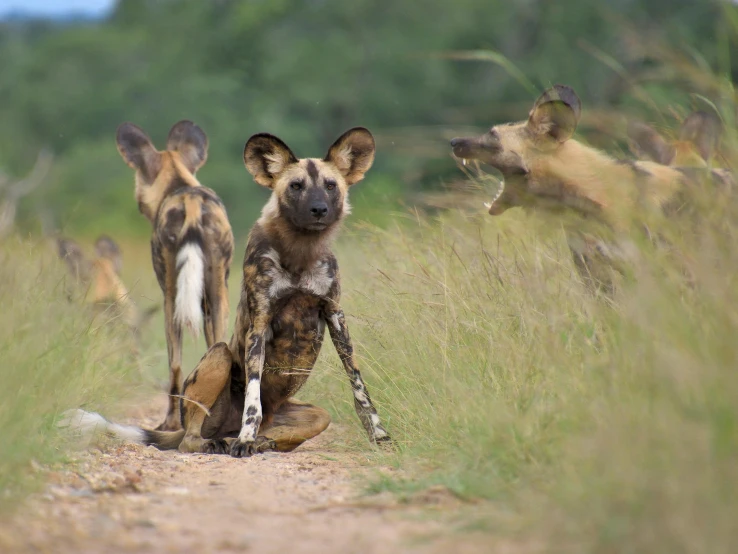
265, 255, 335, 300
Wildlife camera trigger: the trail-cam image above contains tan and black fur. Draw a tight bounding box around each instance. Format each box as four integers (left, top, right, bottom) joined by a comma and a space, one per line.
449, 85, 720, 294
56, 234, 157, 331
72, 127, 391, 457
116, 121, 234, 431
627, 112, 734, 191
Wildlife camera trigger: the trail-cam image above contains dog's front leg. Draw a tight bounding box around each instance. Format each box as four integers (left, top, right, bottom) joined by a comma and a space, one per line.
230, 309, 271, 458
324, 306, 391, 445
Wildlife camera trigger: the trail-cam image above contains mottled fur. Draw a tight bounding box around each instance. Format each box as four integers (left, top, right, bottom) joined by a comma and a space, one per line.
116, 121, 234, 431
450, 85, 699, 294
82, 127, 391, 458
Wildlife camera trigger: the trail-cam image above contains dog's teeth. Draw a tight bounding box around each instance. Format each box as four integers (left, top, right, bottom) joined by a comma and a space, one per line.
462, 159, 468, 166
483, 202, 492, 209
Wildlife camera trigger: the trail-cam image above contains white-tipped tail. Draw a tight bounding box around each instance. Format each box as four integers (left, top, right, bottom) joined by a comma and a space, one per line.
58, 409, 145, 445
174, 243, 204, 338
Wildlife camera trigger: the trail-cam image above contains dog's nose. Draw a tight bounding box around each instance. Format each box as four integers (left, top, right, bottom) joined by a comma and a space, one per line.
450, 138, 462, 148
311, 202, 329, 219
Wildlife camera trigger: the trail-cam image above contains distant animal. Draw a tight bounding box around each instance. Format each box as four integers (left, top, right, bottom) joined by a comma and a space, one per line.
116, 120, 234, 431
56, 235, 154, 325
449, 85, 725, 294
627, 111, 734, 190
64, 127, 392, 457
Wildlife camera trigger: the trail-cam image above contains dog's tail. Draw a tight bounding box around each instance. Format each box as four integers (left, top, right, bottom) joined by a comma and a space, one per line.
58, 409, 185, 450
174, 228, 205, 339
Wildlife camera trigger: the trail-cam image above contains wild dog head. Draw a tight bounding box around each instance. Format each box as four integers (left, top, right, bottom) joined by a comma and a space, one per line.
450, 84, 582, 215
116, 120, 208, 222
243, 127, 375, 233
628, 110, 723, 167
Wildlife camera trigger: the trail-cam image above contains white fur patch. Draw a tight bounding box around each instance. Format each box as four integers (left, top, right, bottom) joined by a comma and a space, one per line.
175, 243, 204, 338
297, 260, 333, 297
333, 144, 353, 172
265, 152, 288, 176
265, 253, 334, 299
58, 409, 145, 445
370, 414, 388, 439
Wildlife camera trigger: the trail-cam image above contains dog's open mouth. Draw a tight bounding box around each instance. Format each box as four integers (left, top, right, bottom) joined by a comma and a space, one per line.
454, 155, 507, 215
483, 178, 506, 215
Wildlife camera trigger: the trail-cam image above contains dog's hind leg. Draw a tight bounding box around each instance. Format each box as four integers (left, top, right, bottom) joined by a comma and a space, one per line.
177, 342, 233, 453
258, 399, 331, 452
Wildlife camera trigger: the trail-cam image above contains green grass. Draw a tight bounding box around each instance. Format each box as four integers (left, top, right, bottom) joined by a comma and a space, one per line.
296, 185, 738, 552
0, 238, 141, 510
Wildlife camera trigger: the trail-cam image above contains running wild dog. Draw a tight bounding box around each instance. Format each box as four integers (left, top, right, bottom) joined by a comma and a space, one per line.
66, 127, 391, 457
116, 121, 234, 431
449, 85, 710, 294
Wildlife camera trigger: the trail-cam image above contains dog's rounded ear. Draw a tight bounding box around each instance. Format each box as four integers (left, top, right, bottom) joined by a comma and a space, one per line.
679, 111, 722, 163
528, 85, 581, 143
167, 120, 208, 174
627, 121, 676, 165
116, 122, 162, 184
56, 237, 92, 283
94, 235, 123, 275
324, 127, 376, 185
243, 134, 298, 189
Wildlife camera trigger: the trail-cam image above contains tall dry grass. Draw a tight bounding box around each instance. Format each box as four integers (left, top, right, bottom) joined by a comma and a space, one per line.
297, 109, 738, 552
0, 238, 141, 510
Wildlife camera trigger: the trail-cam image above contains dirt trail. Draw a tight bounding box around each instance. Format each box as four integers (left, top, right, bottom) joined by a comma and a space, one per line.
0, 394, 498, 554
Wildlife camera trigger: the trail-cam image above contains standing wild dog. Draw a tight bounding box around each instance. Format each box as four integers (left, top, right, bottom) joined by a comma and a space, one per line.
116, 121, 234, 431
449, 85, 711, 294
65, 127, 391, 457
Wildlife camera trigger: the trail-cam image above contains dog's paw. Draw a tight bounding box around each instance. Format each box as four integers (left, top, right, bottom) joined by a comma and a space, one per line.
373, 435, 398, 451
201, 439, 229, 455
229, 436, 277, 458
230, 439, 257, 458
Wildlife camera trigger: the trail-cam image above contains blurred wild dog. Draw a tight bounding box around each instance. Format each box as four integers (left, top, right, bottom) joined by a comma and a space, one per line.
627, 111, 734, 189
56, 234, 157, 331
66, 127, 392, 457
449, 85, 721, 294
116, 121, 234, 431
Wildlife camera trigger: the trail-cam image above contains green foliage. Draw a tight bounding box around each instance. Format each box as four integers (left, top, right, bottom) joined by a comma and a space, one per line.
0, 239, 141, 509
0, 0, 733, 236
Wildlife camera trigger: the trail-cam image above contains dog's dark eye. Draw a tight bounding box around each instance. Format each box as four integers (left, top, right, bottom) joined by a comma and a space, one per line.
290, 180, 304, 191
325, 180, 336, 191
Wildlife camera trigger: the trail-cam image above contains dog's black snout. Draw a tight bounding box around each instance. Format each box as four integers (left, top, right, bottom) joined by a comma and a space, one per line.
450, 138, 462, 148
311, 202, 329, 219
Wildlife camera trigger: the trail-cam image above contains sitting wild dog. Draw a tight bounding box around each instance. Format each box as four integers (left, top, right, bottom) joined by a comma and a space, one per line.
66, 127, 391, 457
449, 85, 706, 294
116, 121, 234, 431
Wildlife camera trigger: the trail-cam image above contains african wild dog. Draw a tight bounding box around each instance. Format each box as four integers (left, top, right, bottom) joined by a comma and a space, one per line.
627, 111, 734, 190
56, 235, 157, 329
449, 85, 715, 294
116, 121, 234, 431
65, 127, 391, 457
628, 110, 723, 168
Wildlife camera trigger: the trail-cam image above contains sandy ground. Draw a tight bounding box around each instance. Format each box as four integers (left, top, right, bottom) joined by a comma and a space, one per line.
0, 394, 506, 554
